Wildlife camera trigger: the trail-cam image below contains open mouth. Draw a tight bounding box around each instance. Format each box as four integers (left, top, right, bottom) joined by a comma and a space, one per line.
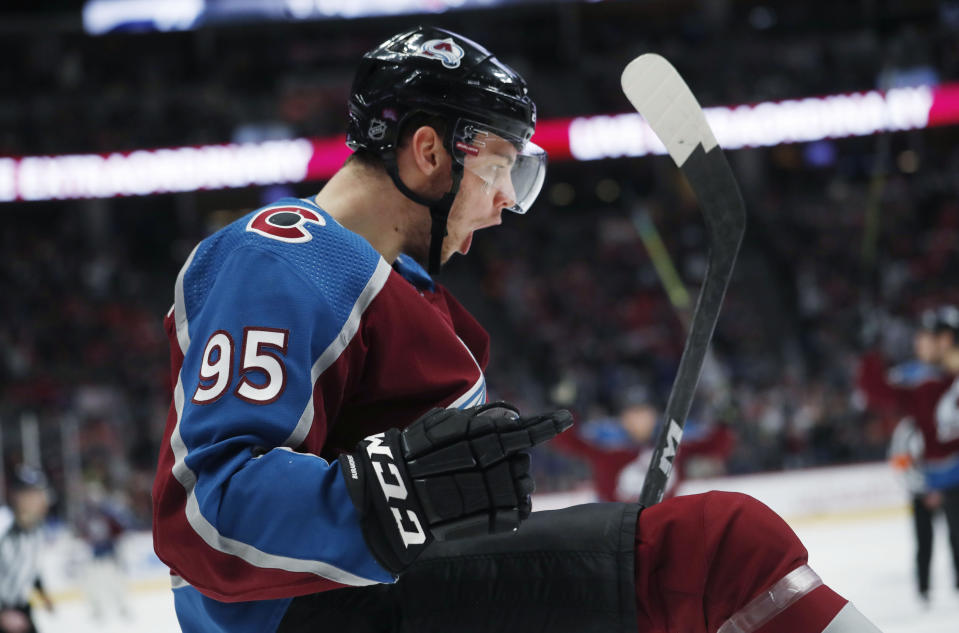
459, 232, 473, 255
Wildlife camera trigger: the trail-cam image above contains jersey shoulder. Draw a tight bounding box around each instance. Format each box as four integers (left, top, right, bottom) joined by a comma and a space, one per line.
181, 198, 387, 321
915, 375, 954, 399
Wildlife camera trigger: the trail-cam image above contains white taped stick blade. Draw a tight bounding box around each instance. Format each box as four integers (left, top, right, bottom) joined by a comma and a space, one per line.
821, 603, 884, 633
621, 54, 718, 167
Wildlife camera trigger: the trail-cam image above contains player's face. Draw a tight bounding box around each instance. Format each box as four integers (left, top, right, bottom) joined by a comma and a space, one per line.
442, 134, 519, 262
621, 405, 657, 443
914, 330, 937, 364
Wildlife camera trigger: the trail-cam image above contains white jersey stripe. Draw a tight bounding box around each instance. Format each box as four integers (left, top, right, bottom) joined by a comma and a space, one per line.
448, 335, 486, 410
462, 383, 486, 409
449, 374, 486, 410
284, 257, 393, 449
173, 243, 199, 353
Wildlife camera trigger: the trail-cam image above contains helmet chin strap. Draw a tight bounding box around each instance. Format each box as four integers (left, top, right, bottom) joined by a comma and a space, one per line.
382, 150, 464, 275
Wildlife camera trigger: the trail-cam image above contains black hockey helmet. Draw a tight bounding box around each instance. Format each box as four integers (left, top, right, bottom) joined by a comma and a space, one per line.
10, 464, 49, 492
936, 305, 959, 340
918, 308, 939, 332
347, 26, 545, 272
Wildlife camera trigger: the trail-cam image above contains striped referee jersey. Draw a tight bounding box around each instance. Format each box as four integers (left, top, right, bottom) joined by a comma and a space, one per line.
0, 505, 43, 608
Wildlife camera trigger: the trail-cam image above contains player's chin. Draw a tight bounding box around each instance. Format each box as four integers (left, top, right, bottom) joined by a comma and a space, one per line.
440, 247, 459, 265
439, 237, 466, 262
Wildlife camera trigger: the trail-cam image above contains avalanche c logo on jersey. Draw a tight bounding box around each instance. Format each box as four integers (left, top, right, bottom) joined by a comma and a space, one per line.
246, 206, 326, 243
414, 38, 465, 69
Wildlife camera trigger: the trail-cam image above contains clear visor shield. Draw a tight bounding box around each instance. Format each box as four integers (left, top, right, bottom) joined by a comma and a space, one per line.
452, 121, 547, 214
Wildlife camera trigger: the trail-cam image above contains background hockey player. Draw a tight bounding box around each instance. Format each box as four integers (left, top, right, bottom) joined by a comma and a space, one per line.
551, 399, 665, 502
152, 26, 885, 633
76, 477, 132, 621
888, 414, 946, 604
861, 306, 959, 600
551, 397, 733, 502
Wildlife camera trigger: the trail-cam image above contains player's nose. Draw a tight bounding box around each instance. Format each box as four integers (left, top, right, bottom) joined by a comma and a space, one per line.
485, 203, 505, 228
492, 187, 515, 218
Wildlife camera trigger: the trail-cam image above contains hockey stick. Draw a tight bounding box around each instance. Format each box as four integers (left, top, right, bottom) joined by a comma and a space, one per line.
621, 54, 746, 508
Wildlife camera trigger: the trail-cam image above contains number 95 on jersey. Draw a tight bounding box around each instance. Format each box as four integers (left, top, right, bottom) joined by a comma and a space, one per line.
191, 327, 290, 406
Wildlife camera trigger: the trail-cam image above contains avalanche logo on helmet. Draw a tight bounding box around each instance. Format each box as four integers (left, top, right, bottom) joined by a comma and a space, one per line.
415, 38, 465, 69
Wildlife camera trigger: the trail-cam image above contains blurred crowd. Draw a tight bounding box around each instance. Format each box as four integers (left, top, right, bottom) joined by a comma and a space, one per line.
2, 1, 958, 155
0, 197, 176, 525
3, 130, 958, 513
2, 0, 959, 520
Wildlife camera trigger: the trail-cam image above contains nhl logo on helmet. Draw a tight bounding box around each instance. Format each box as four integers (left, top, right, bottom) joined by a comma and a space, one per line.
368, 119, 388, 141
415, 38, 465, 69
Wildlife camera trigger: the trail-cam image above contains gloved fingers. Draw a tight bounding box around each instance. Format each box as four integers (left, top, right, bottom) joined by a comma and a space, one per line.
486, 460, 519, 507
517, 495, 532, 522
523, 409, 574, 445
414, 470, 491, 527
403, 406, 572, 464
509, 453, 534, 520
407, 403, 518, 456
509, 453, 536, 499
487, 409, 573, 457
413, 456, 532, 519
508, 451, 531, 477
431, 404, 570, 449
411, 453, 535, 535
401, 403, 527, 457
413, 476, 461, 524
472, 401, 521, 419
401, 414, 531, 476
403, 408, 469, 458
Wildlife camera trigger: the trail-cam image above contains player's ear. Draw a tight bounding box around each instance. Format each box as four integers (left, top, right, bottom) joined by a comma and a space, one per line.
409, 125, 448, 176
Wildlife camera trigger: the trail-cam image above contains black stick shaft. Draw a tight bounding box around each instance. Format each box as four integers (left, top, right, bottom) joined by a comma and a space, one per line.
638, 145, 745, 508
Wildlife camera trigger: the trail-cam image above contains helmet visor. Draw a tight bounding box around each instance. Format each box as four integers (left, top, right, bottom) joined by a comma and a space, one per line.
451, 120, 546, 214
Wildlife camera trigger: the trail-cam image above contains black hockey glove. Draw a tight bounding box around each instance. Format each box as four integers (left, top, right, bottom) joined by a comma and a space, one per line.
338, 402, 573, 575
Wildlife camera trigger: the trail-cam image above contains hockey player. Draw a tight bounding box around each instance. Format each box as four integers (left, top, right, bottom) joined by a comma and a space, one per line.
551, 400, 733, 502
888, 415, 942, 603
152, 26, 883, 633
860, 306, 959, 600
551, 401, 665, 502
76, 479, 132, 620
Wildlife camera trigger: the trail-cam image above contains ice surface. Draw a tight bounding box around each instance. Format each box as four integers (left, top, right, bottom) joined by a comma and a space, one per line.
793, 510, 958, 633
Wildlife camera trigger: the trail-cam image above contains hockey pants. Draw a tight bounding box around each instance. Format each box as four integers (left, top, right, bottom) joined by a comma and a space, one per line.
278, 491, 881, 633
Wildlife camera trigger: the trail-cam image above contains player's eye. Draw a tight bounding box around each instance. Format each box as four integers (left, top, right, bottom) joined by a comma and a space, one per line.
488, 163, 509, 179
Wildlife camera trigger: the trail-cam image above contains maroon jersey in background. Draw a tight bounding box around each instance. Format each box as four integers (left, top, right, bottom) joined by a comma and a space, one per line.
857, 351, 959, 461
551, 419, 734, 502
